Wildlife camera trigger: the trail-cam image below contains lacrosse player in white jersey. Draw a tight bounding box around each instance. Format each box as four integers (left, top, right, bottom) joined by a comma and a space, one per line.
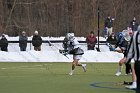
64, 33, 86, 75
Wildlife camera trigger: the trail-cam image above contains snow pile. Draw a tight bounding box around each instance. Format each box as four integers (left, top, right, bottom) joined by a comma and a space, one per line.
0, 36, 130, 62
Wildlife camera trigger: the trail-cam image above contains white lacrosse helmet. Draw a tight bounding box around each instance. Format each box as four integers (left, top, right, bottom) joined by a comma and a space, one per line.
66, 33, 75, 40
122, 30, 131, 41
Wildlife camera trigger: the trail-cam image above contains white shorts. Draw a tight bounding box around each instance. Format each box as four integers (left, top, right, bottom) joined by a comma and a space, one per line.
73, 55, 82, 60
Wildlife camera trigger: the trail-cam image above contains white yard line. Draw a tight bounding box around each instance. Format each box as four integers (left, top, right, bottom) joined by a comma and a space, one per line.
0, 64, 49, 70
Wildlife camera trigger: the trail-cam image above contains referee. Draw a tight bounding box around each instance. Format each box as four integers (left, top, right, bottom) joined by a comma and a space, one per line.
126, 26, 140, 93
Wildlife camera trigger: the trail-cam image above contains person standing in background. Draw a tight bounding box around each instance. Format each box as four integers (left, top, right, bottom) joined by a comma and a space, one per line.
32, 31, 42, 51
0, 34, 8, 52
19, 31, 28, 51
130, 17, 139, 32
104, 15, 114, 36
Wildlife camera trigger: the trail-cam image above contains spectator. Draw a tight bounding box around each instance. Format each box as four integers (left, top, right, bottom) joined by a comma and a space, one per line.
86, 31, 97, 50
103, 27, 108, 39
104, 15, 114, 36
0, 34, 8, 51
106, 32, 117, 51
19, 31, 28, 51
62, 37, 69, 51
107, 32, 117, 44
130, 17, 139, 32
32, 31, 42, 51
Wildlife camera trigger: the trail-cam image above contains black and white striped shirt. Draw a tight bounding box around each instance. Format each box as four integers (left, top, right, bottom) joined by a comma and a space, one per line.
126, 31, 140, 61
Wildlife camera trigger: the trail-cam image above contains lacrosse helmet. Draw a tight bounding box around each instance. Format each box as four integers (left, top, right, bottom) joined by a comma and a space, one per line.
122, 30, 131, 41
66, 33, 75, 40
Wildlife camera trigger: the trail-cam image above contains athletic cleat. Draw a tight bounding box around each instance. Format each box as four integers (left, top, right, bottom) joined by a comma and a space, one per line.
69, 72, 73, 75
115, 72, 121, 76
125, 84, 137, 89
82, 64, 87, 72
125, 73, 132, 76
125, 72, 132, 75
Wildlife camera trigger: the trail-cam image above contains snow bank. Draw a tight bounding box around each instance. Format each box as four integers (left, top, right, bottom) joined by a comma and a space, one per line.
0, 36, 132, 62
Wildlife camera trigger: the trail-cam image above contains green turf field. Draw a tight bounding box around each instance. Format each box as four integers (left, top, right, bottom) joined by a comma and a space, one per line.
0, 62, 135, 93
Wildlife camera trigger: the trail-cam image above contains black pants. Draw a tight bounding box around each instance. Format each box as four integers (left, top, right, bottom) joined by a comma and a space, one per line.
1, 47, 8, 52
135, 61, 140, 93
87, 45, 95, 50
20, 47, 26, 51
125, 59, 132, 74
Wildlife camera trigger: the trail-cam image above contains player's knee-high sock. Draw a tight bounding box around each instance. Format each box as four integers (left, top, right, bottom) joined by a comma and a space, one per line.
117, 65, 123, 72
69, 64, 75, 75
72, 64, 75, 70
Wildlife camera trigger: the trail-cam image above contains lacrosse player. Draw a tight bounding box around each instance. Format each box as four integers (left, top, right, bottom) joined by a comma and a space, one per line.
63, 33, 86, 75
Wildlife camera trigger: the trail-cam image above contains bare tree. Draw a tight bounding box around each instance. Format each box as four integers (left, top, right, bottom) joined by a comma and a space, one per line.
0, 0, 140, 36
